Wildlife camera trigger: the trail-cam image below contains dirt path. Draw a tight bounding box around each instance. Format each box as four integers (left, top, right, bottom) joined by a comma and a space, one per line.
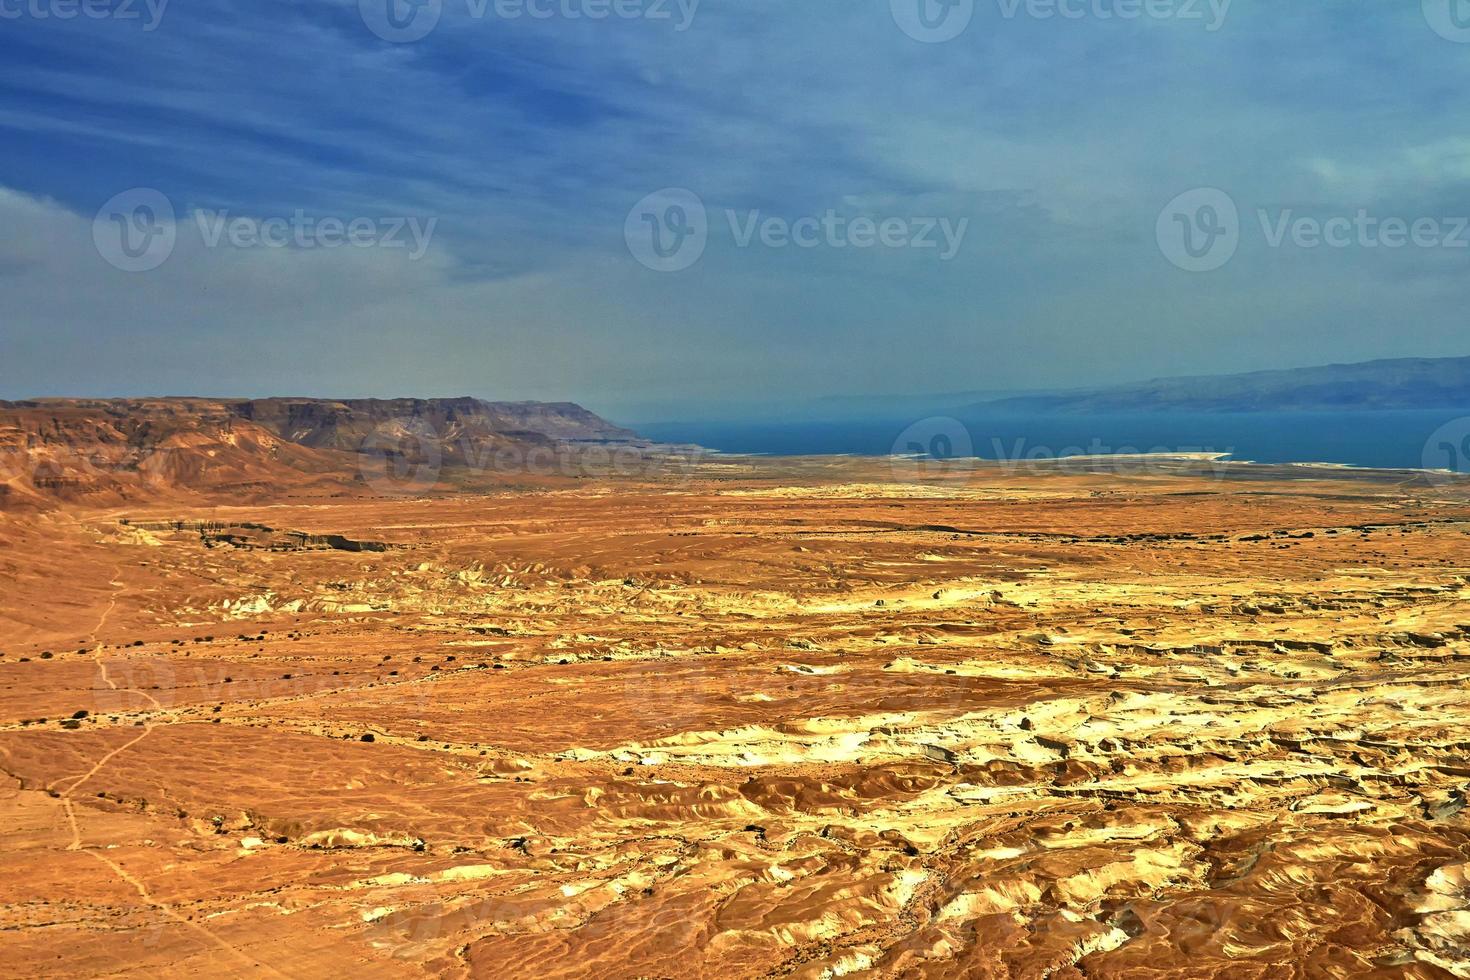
42, 559, 293, 977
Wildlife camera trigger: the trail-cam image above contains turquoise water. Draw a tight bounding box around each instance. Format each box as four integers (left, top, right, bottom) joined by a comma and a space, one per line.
635, 410, 1470, 472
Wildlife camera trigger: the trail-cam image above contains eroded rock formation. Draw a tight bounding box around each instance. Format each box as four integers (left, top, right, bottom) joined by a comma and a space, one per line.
1, 454, 1468, 976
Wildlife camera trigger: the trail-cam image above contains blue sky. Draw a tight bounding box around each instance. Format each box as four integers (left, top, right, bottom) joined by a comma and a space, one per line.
2, 1, 1469, 421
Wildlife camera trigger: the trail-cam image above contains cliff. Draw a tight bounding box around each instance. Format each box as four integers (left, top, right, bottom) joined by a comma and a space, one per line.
0, 397, 649, 507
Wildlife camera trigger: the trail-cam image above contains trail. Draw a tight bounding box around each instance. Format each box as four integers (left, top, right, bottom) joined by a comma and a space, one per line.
58, 723, 160, 809
87, 561, 126, 642
53, 560, 164, 810
44, 553, 292, 977
85, 848, 296, 979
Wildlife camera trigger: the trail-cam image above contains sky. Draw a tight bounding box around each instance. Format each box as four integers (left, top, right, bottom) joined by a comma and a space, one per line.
2, 0, 1469, 422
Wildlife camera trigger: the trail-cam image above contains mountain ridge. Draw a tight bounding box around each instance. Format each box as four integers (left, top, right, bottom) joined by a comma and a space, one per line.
0, 397, 653, 508
961, 355, 1470, 414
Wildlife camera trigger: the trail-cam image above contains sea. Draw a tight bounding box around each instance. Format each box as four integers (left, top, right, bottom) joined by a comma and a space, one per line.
635, 410, 1470, 473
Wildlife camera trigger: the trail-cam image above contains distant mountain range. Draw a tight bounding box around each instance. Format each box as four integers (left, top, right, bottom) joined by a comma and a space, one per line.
959, 356, 1470, 414
808, 389, 1034, 420
732, 356, 1470, 425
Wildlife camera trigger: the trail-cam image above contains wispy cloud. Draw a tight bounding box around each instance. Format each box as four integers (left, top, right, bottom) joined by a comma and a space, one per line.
3, 1, 1470, 416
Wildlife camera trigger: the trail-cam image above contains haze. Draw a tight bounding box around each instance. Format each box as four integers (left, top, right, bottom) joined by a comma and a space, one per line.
3, 2, 1469, 420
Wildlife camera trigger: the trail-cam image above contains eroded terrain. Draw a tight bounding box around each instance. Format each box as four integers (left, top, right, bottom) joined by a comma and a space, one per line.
4, 457, 1470, 978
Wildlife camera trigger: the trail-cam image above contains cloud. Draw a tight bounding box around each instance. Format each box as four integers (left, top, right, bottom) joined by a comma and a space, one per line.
4, 2, 1470, 418
1304, 139, 1470, 202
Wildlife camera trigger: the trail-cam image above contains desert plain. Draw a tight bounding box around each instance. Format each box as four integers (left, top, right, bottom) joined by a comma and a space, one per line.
4, 444, 1470, 977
